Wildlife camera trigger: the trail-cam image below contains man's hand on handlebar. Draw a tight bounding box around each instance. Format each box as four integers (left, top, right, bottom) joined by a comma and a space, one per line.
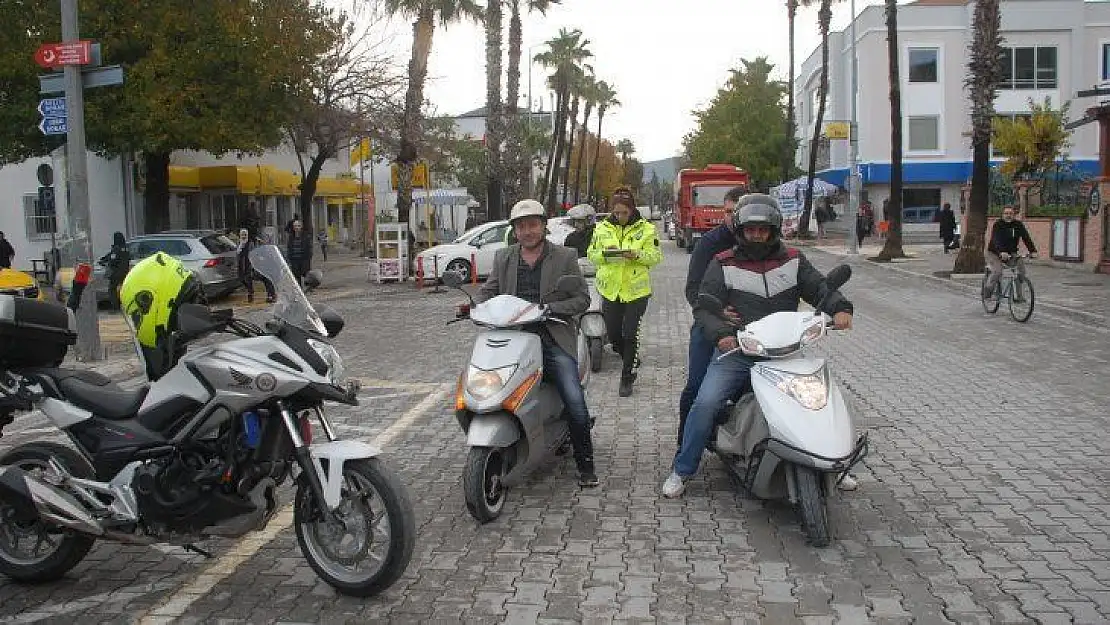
455, 303, 471, 319
717, 336, 739, 352
722, 306, 741, 325
832, 312, 853, 330
1000, 252, 1011, 261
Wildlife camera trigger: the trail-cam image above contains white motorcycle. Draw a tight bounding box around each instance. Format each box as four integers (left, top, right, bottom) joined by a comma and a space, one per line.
577, 257, 607, 373
0, 246, 415, 596
698, 265, 868, 546
443, 271, 590, 522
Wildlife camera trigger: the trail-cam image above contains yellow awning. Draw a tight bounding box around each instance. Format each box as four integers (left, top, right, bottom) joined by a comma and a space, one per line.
187, 165, 370, 198
168, 166, 200, 191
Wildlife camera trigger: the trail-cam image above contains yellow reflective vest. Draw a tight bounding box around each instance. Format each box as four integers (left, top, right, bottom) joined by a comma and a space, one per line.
587, 216, 663, 302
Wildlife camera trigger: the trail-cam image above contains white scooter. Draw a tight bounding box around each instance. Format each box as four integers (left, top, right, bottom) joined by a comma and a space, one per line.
442, 271, 591, 523
698, 265, 868, 547
577, 257, 607, 373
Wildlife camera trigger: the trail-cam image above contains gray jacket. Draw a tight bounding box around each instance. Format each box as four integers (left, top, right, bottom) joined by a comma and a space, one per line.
477, 242, 589, 358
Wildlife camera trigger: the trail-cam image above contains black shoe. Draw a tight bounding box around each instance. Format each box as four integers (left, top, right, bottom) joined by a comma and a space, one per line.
578, 471, 599, 488
619, 375, 635, 397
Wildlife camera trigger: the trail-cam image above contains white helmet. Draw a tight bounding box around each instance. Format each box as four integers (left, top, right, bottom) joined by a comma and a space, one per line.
508, 199, 546, 224
566, 204, 596, 220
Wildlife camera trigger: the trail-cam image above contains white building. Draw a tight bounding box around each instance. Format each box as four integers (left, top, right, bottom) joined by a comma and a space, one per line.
795, 0, 1109, 227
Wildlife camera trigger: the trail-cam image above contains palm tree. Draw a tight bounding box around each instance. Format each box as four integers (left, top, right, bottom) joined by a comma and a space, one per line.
559, 70, 590, 208
953, 0, 1004, 274
589, 80, 619, 201
535, 28, 592, 212
798, 0, 835, 237
572, 76, 600, 203
484, 0, 505, 220
877, 0, 905, 260
784, 0, 798, 183
383, 0, 481, 228
505, 0, 559, 201
616, 139, 635, 164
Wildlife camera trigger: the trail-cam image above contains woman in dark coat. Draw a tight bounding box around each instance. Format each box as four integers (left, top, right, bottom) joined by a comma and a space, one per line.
286, 219, 313, 285
99, 231, 130, 308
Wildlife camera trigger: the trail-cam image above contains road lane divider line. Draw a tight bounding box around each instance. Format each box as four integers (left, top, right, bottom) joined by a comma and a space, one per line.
138, 384, 451, 624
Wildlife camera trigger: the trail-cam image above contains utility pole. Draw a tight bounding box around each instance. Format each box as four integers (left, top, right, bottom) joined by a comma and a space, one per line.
61, 0, 101, 360
846, 0, 861, 255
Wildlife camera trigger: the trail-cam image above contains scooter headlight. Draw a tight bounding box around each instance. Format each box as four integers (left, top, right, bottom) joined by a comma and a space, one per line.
759, 366, 828, 410
466, 364, 517, 400
308, 339, 347, 385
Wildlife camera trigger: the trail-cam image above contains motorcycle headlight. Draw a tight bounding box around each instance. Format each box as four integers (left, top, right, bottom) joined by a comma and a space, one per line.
466, 364, 517, 400
759, 366, 828, 410
307, 339, 346, 385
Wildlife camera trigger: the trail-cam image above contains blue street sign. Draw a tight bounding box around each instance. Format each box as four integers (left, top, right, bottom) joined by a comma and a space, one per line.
39, 116, 67, 135
38, 97, 66, 117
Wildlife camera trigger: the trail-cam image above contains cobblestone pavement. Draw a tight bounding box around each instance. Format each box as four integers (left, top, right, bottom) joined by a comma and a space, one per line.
2, 241, 1109, 624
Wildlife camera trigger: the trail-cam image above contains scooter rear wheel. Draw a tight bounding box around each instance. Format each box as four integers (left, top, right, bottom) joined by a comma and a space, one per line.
589, 338, 603, 373
463, 447, 507, 523
794, 466, 830, 547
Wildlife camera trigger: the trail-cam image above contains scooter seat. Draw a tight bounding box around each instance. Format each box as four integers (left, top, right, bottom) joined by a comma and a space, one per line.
57, 374, 148, 420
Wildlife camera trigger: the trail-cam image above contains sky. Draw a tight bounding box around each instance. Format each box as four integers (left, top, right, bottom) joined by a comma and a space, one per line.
351, 0, 899, 163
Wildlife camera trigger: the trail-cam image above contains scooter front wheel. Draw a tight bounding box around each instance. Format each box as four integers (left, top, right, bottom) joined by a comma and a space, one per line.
794, 466, 830, 547
588, 337, 603, 373
463, 447, 507, 523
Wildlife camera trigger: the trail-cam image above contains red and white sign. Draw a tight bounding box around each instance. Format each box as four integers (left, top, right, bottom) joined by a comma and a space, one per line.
33, 40, 92, 69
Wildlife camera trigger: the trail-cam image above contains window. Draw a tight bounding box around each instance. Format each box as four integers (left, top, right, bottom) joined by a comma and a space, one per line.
902, 188, 942, 224
1051, 217, 1081, 261
1103, 43, 1110, 81
908, 116, 940, 151
200, 234, 236, 254
908, 48, 939, 83
23, 194, 57, 241
691, 185, 735, 207
1000, 46, 1057, 89
472, 225, 505, 247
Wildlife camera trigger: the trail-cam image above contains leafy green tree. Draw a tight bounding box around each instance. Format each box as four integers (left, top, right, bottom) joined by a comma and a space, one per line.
992, 97, 1071, 179
0, 0, 59, 164
683, 57, 790, 190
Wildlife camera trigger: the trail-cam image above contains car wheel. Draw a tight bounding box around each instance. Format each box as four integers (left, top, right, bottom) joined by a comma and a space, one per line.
445, 259, 472, 283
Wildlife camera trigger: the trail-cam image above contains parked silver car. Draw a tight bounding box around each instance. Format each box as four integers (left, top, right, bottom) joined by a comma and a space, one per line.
127, 231, 241, 298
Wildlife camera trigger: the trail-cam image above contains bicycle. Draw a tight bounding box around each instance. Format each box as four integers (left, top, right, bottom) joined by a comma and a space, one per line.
980, 253, 1035, 322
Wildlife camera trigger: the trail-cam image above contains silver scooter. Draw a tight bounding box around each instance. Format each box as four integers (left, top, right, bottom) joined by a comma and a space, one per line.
699, 265, 868, 547
577, 257, 607, 372
442, 271, 590, 522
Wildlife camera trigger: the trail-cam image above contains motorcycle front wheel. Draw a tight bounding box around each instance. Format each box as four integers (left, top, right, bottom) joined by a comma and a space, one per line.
294, 458, 415, 597
463, 446, 507, 523
794, 465, 830, 547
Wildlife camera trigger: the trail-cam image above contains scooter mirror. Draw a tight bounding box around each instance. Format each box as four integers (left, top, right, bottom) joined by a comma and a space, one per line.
442, 270, 466, 288
697, 293, 726, 315
553, 274, 584, 294
825, 265, 852, 292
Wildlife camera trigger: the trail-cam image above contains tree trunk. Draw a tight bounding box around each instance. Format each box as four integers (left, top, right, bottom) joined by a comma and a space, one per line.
545, 82, 570, 213
784, 0, 797, 183
560, 96, 580, 209
574, 102, 593, 204
589, 109, 606, 200
878, 0, 905, 260
800, 0, 832, 237
504, 0, 525, 204
299, 154, 329, 223
143, 151, 171, 234
397, 11, 435, 233
541, 88, 562, 201
484, 0, 504, 221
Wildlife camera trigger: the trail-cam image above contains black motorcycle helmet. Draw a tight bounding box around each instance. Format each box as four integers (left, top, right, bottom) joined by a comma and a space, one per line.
731, 193, 783, 259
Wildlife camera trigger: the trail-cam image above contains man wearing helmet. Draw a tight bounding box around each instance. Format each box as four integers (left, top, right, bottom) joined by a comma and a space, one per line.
562, 204, 596, 258
476, 199, 600, 487
662, 193, 855, 498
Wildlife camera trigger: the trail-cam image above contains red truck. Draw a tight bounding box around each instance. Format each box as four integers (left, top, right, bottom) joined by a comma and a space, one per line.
672, 164, 750, 252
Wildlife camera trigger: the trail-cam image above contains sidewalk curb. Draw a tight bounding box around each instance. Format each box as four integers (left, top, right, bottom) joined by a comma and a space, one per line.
860, 257, 1105, 327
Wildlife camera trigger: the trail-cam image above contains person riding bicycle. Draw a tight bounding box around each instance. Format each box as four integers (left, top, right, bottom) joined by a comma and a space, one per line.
562, 204, 596, 258
984, 205, 1037, 298
662, 194, 854, 499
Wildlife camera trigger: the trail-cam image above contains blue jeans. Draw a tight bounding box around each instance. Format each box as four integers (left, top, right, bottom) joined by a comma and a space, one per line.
673, 351, 755, 477
678, 324, 716, 445
542, 342, 594, 467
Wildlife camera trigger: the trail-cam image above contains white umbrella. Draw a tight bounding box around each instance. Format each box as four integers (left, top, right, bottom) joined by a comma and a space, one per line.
776, 176, 840, 199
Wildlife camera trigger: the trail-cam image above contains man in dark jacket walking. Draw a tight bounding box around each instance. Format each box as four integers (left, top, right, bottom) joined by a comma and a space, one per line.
286, 219, 313, 286
938, 202, 958, 253
662, 195, 855, 499
99, 231, 130, 309
984, 205, 1037, 296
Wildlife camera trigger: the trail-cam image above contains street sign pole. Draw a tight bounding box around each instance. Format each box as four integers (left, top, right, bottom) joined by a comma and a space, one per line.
846, 0, 861, 255
61, 0, 101, 361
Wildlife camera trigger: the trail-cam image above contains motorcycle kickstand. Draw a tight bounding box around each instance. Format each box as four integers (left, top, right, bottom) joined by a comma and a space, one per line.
184, 544, 213, 558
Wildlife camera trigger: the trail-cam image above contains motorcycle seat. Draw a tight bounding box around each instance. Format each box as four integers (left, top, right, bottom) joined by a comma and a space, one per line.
27, 368, 149, 420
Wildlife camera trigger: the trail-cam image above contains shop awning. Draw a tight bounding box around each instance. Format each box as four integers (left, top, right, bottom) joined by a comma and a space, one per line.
168, 166, 200, 191
169, 163, 370, 198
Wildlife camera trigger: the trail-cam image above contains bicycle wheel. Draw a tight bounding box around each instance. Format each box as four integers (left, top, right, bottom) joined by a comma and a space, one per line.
980, 273, 1000, 314
1008, 276, 1034, 322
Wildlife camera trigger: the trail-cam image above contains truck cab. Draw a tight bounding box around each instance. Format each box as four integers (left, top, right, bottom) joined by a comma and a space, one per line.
673, 164, 750, 252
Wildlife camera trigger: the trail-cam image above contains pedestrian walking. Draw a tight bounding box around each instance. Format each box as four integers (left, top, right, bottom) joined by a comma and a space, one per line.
286, 219, 313, 286
938, 202, 958, 253
0, 232, 14, 269
587, 186, 663, 397
237, 228, 275, 303
98, 231, 130, 309
317, 226, 329, 262
856, 200, 874, 248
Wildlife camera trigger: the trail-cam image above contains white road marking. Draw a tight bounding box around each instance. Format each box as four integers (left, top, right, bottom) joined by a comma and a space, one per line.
137, 384, 450, 624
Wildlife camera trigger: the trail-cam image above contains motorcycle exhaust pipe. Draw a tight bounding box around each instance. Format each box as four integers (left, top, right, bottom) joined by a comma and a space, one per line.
0, 466, 104, 537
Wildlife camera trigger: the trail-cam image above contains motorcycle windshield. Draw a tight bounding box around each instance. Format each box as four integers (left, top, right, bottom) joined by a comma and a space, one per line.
248, 244, 328, 336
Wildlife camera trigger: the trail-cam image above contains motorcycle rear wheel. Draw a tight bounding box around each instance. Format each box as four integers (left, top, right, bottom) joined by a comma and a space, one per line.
0, 442, 96, 583
294, 458, 415, 597
794, 466, 830, 547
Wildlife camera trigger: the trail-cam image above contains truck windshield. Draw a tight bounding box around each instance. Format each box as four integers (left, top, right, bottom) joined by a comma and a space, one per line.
691, 185, 736, 207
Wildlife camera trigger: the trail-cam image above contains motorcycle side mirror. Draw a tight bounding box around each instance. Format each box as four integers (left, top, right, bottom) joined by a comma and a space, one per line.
177, 303, 221, 339
697, 293, 726, 315
317, 304, 345, 338
825, 265, 852, 292
553, 274, 584, 294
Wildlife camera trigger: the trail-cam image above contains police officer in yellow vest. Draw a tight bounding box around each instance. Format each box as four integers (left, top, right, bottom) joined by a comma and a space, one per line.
587, 186, 663, 397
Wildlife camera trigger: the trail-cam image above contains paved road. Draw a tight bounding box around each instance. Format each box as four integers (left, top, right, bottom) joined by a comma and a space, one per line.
1, 241, 1109, 624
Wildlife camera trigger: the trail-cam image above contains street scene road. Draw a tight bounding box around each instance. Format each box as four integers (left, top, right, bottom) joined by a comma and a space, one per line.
1, 242, 1108, 624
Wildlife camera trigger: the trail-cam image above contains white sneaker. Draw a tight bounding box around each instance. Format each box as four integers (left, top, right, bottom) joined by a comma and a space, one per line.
662, 472, 686, 498
837, 473, 859, 491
